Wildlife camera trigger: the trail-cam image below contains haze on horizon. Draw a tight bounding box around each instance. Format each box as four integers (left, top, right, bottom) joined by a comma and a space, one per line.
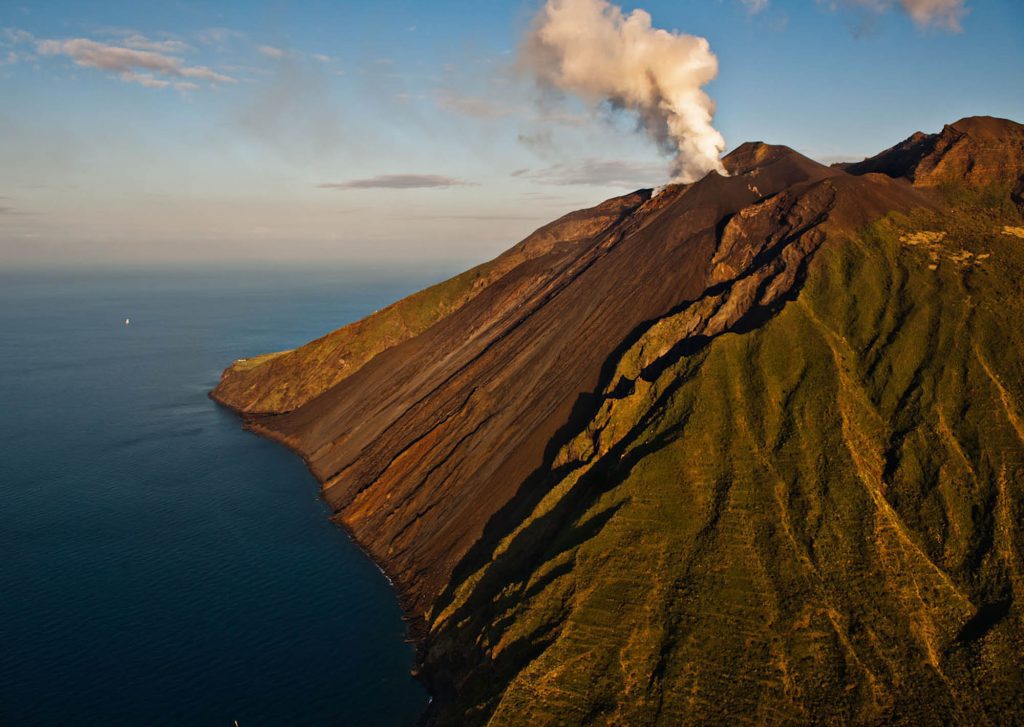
1, 0, 1022, 268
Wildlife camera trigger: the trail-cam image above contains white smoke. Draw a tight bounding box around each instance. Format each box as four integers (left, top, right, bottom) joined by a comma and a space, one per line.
521, 0, 726, 183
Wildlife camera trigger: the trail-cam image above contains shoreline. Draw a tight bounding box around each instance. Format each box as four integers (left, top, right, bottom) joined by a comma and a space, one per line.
208, 387, 437, 719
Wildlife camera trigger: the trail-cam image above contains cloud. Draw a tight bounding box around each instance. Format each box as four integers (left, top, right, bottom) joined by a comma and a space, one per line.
196, 27, 246, 47
99, 29, 192, 54
512, 158, 668, 187
437, 92, 519, 119
0, 29, 33, 65
409, 213, 547, 221
117, 71, 198, 91
258, 45, 286, 59
436, 91, 589, 127
313, 53, 332, 63
318, 174, 472, 190
122, 36, 190, 54
1, 28, 34, 45
520, 0, 725, 183
36, 37, 236, 87
816, 0, 968, 30
893, 0, 967, 29
740, 0, 771, 13
119, 71, 170, 88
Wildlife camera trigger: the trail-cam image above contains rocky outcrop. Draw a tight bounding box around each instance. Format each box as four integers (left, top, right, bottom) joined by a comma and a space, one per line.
843, 116, 1024, 189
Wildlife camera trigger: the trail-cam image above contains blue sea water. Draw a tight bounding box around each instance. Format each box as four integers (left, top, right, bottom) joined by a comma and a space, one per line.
0, 266, 456, 726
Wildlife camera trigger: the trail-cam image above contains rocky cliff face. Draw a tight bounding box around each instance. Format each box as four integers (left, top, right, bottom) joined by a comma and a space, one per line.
213, 117, 1024, 724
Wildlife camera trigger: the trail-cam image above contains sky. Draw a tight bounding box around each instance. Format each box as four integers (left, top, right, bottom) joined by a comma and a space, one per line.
1, 0, 1022, 268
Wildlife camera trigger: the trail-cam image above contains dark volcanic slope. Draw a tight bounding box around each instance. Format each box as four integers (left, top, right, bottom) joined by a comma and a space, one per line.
214, 117, 1024, 725
212, 192, 649, 415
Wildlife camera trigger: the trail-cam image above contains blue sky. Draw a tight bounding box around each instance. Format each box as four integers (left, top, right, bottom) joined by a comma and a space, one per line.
1, 0, 1022, 267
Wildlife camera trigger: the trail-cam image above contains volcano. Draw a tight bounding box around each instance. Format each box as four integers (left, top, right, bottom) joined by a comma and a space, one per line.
213, 116, 1024, 725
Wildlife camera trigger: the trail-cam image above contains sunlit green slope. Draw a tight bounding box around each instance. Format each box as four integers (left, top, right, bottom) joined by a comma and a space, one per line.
424, 185, 1024, 725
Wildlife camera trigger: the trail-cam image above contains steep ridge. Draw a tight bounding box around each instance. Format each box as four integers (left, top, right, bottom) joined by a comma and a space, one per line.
214, 117, 1024, 724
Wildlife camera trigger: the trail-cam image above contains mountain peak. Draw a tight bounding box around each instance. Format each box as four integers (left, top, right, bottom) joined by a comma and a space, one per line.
722, 141, 801, 175
844, 115, 1024, 189
949, 114, 1021, 138
719, 141, 839, 196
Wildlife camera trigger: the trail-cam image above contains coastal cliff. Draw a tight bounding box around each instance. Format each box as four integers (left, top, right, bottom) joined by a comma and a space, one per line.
214, 116, 1024, 724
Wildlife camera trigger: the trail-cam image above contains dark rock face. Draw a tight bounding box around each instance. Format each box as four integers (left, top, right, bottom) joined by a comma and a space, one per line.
214, 117, 1024, 725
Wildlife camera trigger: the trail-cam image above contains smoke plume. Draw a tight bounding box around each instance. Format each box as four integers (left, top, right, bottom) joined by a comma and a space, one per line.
521, 0, 726, 183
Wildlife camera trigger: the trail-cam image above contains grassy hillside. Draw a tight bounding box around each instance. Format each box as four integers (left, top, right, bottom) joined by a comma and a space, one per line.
423, 184, 1024, 724
210, 263, 500, 413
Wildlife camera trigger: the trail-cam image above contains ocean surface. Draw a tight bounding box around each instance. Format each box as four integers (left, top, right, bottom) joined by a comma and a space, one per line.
0, 266, 458, 726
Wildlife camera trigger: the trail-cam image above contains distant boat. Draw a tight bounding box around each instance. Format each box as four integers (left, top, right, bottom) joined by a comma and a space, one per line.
124, 318, 130, 326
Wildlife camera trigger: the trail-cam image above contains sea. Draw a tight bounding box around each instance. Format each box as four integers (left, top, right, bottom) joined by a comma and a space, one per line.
0, 265, 459, 726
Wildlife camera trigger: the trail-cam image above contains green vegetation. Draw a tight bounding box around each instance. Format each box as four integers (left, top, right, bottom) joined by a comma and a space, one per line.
425, 186, 1024, 724
213, 262, 494, 412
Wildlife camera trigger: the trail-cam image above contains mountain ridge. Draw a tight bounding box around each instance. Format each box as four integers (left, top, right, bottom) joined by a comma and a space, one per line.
213, 116, 1024, 724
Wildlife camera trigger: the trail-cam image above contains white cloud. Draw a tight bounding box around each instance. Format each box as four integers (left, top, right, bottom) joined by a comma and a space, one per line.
36, 37, 236, 87
93, 28, 193, 54
119, 71, 169, 88
318, 174, 472, 190
817, 0, 968, 30
895, 0, 967, 29
258, 45, 285, 59
118, 33, 191, 54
